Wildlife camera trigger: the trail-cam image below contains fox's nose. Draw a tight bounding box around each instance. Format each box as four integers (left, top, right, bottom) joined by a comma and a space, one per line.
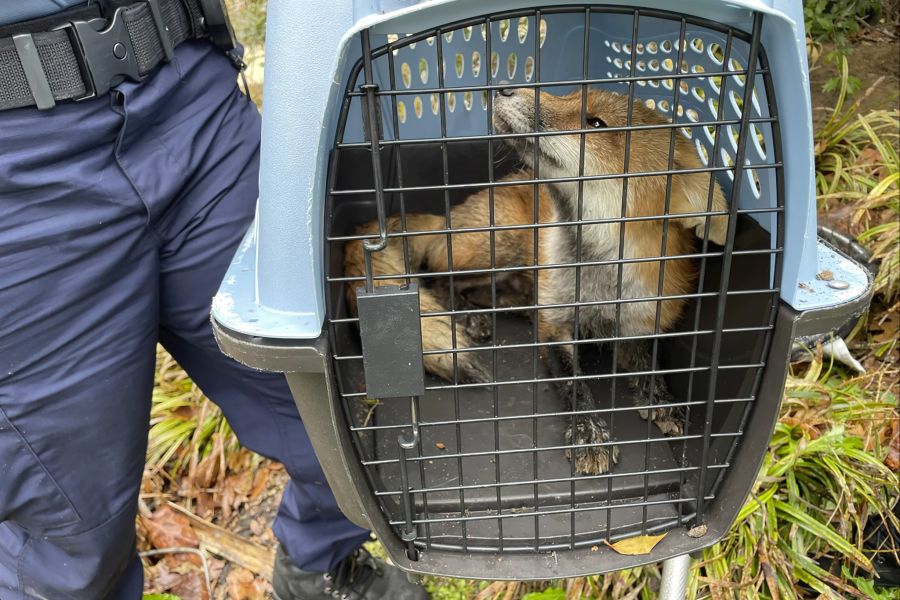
496, 81, 516, 97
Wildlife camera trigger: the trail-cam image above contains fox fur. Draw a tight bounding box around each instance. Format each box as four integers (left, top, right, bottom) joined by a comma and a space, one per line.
344, 87, 728, 474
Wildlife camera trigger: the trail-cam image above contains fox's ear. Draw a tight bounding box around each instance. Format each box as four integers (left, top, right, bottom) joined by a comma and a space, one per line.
671, 169, 729, 246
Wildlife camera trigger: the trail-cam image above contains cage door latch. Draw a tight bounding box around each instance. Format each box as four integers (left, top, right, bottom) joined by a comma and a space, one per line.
355, 283, 426, 398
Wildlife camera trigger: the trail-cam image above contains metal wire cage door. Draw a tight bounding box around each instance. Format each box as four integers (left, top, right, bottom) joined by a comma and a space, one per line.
324, 5, 783, 578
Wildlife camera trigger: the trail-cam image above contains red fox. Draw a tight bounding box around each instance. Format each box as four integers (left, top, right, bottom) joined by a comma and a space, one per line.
345, 87, 728, 475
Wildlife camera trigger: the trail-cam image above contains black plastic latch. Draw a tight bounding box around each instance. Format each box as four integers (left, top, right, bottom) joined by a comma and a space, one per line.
355, 284, 426, 398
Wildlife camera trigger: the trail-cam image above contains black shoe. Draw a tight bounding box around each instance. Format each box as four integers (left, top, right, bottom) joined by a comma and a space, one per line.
272, 544, 430, 600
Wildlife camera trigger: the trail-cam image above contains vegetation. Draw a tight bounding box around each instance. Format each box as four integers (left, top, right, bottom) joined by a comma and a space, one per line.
804, 0, 895, 94
142, 1, 898, 598
804, 0, 884, 51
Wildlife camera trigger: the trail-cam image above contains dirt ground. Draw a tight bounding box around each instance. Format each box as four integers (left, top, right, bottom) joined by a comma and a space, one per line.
809, 40, 900, 125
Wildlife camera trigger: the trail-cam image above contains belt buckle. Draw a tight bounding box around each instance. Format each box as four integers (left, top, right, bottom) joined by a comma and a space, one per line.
54, 6, 141, 100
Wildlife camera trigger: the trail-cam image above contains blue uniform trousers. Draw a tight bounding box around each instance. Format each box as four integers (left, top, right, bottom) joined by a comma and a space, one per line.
0, 41, 369, 599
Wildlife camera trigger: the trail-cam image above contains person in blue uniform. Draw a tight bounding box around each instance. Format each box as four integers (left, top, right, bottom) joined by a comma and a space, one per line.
0, 2, 428, 599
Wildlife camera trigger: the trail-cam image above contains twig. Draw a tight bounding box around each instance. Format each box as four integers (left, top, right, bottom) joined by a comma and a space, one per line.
167, 501, 275, 578
362, 399, 382, 428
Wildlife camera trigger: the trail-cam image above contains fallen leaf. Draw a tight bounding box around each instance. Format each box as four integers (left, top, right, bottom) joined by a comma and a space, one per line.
816, 270, 834, 281
144, 560, 208, 600
872, 308, 899, 345
248, 467, 270, 501
249, 517, 266, 537
818, 204, 865, 238
858, 147, 883, 173
145, 562, 183, 592
226, 567, 268, 600
141, 505, 201, 566
207, 558, 226, 586
435, 442, 446, 450
168, 570, 208, 600
604, 533, 667, 555
886, 427, 900, 472
192, 434, 223, 489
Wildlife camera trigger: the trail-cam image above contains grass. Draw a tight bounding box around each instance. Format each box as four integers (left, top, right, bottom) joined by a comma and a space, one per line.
688, 359, 897, 599
815, 58, 900, 301
415, 357, 898, 599
147, 347, 239, 485
144, 2, 899, 598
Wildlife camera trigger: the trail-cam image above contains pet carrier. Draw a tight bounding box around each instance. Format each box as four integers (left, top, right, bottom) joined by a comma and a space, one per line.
212, 0, 873, 586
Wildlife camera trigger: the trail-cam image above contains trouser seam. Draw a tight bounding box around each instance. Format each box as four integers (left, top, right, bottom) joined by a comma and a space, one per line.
16, 533, 32, 598
110, 93, 163, 246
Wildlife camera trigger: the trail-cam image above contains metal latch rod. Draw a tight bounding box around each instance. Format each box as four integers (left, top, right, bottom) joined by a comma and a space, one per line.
360, 29, 388, 258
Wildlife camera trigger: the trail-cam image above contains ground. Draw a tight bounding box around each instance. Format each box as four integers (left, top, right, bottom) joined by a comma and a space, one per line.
809, 40, 900, 122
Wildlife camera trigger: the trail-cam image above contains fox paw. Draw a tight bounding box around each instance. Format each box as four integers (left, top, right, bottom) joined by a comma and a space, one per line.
638, 405, 685, 437
565, 417, 619, 475
463, 312, 493, 343
457, 352, 492, 384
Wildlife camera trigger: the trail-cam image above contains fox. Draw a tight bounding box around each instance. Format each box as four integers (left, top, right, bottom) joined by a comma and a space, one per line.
344, 86, 728, 475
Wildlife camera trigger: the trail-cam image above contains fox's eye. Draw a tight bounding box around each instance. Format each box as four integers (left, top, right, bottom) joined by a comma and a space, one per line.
588, 117, 607, 128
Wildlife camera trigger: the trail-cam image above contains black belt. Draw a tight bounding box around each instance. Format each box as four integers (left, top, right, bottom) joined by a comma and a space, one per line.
0, 0, 237, 111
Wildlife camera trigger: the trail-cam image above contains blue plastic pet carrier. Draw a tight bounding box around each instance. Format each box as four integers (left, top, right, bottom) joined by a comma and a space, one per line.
212, 0, 873, 586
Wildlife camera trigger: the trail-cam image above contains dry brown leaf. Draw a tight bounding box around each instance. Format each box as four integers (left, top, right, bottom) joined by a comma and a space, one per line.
248, 468, 270, 501
220, 482, 236, 521
145, 561, 182, 591
194, 492, 217, 521
136, 514, 151, 553
141, 505, 201, 566
604, 533, 667, 556
145, 560, 208, 600
226, 567, 268, 600
249, 517, 266, 538
207, 558, 226, 588
886, 425, 900, 472
169, 570, 208, 600
172, 405, 194, 420
873, 309, 900, 345
435, 442, 446, 450
858, 147, 884, 172
192, 435, 223, 490
818, 204, 864, 238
